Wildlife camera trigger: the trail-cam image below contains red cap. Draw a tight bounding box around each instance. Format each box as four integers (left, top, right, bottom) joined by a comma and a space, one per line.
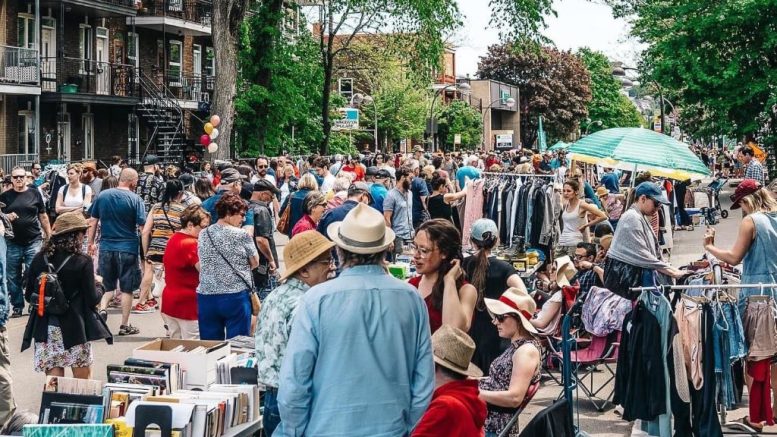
730, 179, 761, 209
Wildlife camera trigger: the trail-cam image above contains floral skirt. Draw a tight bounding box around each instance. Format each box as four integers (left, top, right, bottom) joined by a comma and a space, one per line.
34, 325, 93, 372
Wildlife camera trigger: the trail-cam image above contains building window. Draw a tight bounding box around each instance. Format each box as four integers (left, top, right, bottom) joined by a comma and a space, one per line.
17, 14, 35, 49
17, 112, 35, 155
127, 32, 139, 81
168, 0, 183, 12
205, 47, 215, 90
169, 40, 182, 87
128, 113, 139, 160
339, 78, 353, 100
79, 24, 93, 73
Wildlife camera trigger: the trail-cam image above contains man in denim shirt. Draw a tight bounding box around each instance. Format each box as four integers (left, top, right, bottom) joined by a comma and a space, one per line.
276, 204, 434, 436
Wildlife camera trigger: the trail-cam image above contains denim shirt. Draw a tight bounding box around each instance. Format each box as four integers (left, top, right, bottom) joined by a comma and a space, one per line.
276, 264, 434, 436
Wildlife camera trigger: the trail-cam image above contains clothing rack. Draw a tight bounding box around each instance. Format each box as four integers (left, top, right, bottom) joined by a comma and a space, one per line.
481, 172, 555, 178
632, 282, 777, 435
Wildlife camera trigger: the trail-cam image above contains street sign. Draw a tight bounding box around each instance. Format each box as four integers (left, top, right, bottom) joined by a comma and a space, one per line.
333, 108, 359, 131
454, 134, 462, 145
499, 89, 511, 105
495, 132, 513, 150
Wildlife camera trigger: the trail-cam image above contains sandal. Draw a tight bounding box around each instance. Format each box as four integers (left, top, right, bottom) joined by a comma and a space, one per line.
741, 417, 764, 431
118, 324, 139, 336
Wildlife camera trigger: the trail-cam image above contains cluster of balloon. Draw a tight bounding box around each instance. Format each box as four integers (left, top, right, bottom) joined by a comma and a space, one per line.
199, 115, 221, 153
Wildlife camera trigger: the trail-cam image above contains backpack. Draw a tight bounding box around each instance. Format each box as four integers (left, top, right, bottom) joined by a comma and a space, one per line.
30, 255, 74, 317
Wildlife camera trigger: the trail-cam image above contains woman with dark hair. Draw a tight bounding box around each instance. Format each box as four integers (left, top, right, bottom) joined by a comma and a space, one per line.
291, 191, 327, 236
135, 179, 185, 314
22, 212, 112, 378
195, 177, 215, 202
556, 179, 607, 258
197, 192, 259, 340
201, 161, 213, 183
161, 205, 211, 339
427, 172, 467, 222
462, 219, 527, 372
100, 176, 118, 192
409, 219, 477, 333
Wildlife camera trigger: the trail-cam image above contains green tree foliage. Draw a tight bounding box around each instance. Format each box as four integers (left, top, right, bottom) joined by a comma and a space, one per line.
435, 100, 483, 150
477, 43, 592, 147
605, 0, 777, 143
235, 8, 324, 157
577, 48, 645, 132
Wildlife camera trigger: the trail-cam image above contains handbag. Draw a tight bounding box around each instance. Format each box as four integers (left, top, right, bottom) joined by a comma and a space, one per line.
276, 199, 291, 234
603, 256, 643, 301
205, 228, 261, 316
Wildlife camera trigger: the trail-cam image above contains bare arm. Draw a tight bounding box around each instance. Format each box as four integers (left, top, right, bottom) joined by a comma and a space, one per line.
443, 190, 467, 204
579, 202, 607, 231
255, 236, 276, 269
383, 210, 393, 228
441, 260, 477, 332
87, 217, 98, 255
479, 344, 540, 408
248, 255, 260, 270
705, 218, 755, 265
141, 212, 154, 256
530, 300, 560, 330
39, 213, 51, 239
506, 274, 528, 294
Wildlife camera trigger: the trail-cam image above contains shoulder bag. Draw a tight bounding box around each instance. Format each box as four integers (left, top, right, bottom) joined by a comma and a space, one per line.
205, 228, 261, 316
276, 198, 291, 234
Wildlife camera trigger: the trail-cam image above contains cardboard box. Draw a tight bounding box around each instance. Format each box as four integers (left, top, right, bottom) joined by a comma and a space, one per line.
133, 339, 230, 390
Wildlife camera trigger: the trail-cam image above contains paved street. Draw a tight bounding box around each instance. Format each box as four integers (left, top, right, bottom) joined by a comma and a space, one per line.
5, 181, 751, 436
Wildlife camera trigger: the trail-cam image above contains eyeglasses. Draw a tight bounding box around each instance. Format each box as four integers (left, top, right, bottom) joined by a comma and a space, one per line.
573, 254, 588, 260
11, 175, 25, 180
238, 212, 246, 218
410, 243, 435, 258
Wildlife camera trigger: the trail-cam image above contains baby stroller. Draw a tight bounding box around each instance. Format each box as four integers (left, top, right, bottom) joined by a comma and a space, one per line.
702, 177, 729, 224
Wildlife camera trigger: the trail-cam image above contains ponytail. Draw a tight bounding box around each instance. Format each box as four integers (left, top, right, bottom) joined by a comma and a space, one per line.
470, 233, 498, 310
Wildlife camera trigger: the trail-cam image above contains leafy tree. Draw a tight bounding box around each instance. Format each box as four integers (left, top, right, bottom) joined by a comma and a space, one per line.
577, 48, 645, 133
235, 9, 324, 157
435, 100, 483, 150
477, 43, 592, 147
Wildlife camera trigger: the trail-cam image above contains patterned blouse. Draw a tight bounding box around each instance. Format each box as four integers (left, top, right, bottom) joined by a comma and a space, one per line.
479, 337, 542, 436
147, 201, 185, 259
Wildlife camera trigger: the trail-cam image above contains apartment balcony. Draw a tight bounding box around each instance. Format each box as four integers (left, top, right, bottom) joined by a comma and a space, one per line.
40, 57, 140, 105
132, 0, 212, 36
41, 0, 138, 17
0, 46, 40, 95
147, 71, 213, 110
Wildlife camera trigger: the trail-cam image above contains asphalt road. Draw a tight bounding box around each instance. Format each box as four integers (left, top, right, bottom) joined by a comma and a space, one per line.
6, 180, 747, 436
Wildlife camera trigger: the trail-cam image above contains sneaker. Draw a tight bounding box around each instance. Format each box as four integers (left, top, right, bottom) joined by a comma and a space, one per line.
131, 303, 154, 314
10, 308, 23, 318
146, 298, 159, 309
118, 324, 139, 336
99, 310, 108, 322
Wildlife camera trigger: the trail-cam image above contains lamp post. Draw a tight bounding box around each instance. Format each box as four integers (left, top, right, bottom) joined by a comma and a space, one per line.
583, 119, 602, 135
351, 92, 378, 153
481, 96, 516, 148
612, 63, 668, 134
428, 82, 471, 152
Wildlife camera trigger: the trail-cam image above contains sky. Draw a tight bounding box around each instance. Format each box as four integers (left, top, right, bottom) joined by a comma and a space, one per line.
454, 0, 642, 77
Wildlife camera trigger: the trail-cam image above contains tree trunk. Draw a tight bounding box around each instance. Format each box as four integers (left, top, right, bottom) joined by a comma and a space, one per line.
320, 55, 334, 155
210, 0, 248, 160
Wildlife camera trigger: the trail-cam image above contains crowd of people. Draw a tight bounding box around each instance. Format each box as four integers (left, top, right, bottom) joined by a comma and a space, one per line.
0, 140, 773, 436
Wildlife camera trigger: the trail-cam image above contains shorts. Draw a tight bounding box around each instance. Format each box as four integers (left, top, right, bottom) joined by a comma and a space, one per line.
146, 254, 163, 263
98, 251, 141, 293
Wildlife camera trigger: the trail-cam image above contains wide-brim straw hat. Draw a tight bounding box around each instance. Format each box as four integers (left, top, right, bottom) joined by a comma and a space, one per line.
52, 211, 89, 237
484, 287, 538, 335
279, 230, 335, 281
327, 203, 395, 255
555, 255, 577, 288
432, 324, 483, 378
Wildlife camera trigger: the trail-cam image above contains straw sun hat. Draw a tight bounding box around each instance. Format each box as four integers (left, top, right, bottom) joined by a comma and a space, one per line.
327, 203, 395, 255
279, 230, 335, 281
51, 211, 89, 237
432, 324, 483, 378
484, 288, 538, 335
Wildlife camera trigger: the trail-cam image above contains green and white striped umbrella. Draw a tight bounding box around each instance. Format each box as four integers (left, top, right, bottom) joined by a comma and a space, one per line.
548, 141, 569, 152
567, 127, 710, 180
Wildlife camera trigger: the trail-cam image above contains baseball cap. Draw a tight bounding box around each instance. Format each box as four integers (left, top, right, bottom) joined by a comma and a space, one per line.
730, 179, 761, 209
375, 169, 391, 179
179, 173, 196, 187
366, 166, 379, 176
471, 218, 498, 242
635, 182, 670, 205
142, 154, 160, 165
348, 182, 370, 197
220, 168, 241, 184
253, 178, 280, 194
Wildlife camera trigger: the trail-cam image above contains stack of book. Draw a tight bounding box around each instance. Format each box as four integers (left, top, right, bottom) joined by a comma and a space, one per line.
40, 377, 105, 425
106, 358, 183, 396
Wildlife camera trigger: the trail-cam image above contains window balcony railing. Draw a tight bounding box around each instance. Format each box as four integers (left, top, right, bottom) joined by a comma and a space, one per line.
76, 0, 138, 8
0, 45, 39, 85
138, 0, 212, 27
41, 57, 139, 98
151, 71, 213, 102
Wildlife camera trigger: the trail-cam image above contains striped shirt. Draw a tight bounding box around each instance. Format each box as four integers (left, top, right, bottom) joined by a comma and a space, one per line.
147, 201, 185, 258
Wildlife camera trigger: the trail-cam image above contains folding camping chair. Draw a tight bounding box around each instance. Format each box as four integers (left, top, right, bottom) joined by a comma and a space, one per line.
549, 330, 620, 412
535, 286, 581, 386
497, 380, 540, 437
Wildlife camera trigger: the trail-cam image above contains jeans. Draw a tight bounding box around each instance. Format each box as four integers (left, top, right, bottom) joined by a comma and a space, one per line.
0, 328, 15, 427
197, 290, 252, 340
721, 301, 747, 360
713, 313, 735, 409
263, 387, 281, 436
6, 239, 41, 311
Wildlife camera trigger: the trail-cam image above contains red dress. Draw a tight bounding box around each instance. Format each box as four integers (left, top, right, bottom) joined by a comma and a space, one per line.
161, 232, 199, 320
409, 276, 472, 334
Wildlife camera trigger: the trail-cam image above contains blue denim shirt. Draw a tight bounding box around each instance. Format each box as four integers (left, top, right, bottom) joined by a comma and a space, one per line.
276, 264, 434, 436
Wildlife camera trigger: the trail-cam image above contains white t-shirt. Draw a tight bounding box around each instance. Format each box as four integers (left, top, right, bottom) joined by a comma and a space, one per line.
321, 174, 336, 193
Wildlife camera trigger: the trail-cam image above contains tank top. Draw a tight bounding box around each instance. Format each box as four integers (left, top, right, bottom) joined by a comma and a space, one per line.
558, 201, 584, 246
408, 275, 471, 334
60, 183, 89, 209
427, 194, 453, 221
742, 212, 777, 296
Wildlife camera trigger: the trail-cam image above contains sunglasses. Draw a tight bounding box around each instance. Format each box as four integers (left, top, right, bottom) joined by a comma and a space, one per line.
493, 314, 510, 323
11, 175, 25, 180
257, 165, 268, 169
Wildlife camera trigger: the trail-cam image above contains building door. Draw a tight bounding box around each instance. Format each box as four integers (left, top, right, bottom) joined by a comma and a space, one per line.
58, 114, 71, 161
95, 27, 110, 94
17, 111, 34, 155
82, 113, 94, 159
192, 44, 202, 99
41, 21, 56, 91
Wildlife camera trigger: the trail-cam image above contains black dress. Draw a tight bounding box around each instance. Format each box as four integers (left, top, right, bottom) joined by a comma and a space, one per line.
462, 255, 517, 374
427, 194, 453, 222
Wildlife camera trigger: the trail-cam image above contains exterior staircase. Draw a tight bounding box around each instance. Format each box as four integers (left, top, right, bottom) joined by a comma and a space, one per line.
137, 72, 187, 164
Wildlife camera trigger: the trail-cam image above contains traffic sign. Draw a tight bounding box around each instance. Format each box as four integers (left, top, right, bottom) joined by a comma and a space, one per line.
333, 108, 359, 131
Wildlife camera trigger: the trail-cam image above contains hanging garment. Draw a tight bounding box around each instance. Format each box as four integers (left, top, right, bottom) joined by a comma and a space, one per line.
743, 296, 777, 361
518, 398, 574, 437
675, 296, 704, 390
748, 359, 774, 425
581, 286, 632, 337
638, 291, 675, 437
462, 179, 485, 250
713, 307, 735, 409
